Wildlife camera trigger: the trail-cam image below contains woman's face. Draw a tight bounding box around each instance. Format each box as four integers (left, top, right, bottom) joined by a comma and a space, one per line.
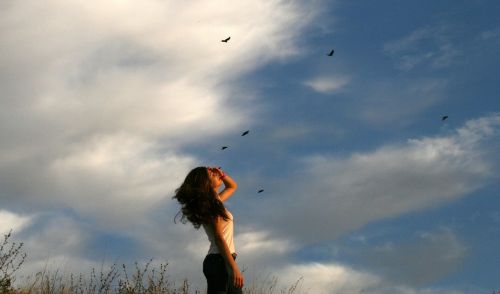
207, 167, 222, 190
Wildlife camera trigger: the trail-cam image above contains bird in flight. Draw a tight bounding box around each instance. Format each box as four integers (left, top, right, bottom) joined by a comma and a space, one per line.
241, 130, 249, 136
327, 49, 334, 56
221, 36, 231, 43
221, 146, 228, 150
258, 189, 264, 193
442, 115, 448, 121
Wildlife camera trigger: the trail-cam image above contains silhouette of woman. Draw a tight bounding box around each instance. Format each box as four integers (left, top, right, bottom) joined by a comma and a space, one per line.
173, 166, 243, 293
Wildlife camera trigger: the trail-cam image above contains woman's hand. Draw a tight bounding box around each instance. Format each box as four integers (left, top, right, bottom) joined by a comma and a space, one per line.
210, 166, 237, 201
209, 166, 225, 179
231, 266, 244, 289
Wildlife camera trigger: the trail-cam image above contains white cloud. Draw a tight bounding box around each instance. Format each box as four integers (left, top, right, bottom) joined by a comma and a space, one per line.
235, 228, 298, 272
251, 259, 464, 294
249, 114, 500, 244
20, 215, 92, 259
0, 0, 321, 287
0, 0, 315, 145
0, 0, 318, 222
237, 230, 294, 256
0, 210, 33, 235
304, 75, 350, 94
47, 134, 196, 229
274, 262, 382, 294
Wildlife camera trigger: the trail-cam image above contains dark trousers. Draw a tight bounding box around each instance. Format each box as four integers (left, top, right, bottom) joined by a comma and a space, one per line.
203, 253, 243, 294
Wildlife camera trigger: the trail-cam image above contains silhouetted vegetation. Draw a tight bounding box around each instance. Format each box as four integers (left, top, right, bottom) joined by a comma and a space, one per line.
1, 229, 27, 293
1, 230, 304, 293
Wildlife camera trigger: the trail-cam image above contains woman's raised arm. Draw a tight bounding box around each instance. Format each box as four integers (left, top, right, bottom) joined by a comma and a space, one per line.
214, 167, 238, 202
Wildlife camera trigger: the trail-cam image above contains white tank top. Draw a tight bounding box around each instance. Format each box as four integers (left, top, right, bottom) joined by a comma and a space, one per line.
202, 208, 235, 254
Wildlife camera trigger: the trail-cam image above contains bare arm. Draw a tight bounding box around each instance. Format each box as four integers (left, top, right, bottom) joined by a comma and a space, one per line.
214, 168, 238, 202
212, 216, 244, 288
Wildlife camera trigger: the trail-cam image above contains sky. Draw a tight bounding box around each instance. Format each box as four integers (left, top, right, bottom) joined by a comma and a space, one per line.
1, 0, 499, 293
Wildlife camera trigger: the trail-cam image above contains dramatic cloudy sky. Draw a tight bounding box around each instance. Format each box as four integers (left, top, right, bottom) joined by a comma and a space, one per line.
1, 0, 499, 293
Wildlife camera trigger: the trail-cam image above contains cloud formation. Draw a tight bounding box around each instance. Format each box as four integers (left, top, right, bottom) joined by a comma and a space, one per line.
348, 227, 468, 287
304, 75, 350, 94
383, 25, 461, 71
1, 1, 499, 292
249, 114, 500, 244
0, 210, 32, 235
0, 0, 316, 221
0, 0, 322, 289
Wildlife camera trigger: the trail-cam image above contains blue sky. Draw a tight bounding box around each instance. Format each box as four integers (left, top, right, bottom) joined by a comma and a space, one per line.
1, 0, 499, 293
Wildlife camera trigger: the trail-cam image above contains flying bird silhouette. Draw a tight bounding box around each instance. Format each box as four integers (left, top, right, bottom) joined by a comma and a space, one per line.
221, 36, 231, 43
221, 146, 228, 150
241, 130, 249, 136
258, 189, 264, 193
327, 49, 334, 56
442, 115, 448, 121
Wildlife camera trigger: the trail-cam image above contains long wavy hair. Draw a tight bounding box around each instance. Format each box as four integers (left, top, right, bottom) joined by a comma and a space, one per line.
173, 166, 229, 229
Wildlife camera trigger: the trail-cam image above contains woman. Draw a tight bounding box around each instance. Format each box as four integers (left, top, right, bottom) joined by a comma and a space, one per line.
173, 166, 244, 293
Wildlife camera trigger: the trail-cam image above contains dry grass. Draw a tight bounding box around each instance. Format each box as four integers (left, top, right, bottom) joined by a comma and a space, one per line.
1, 230, 27, 293
12, 260, 201, 294
12, 264, 303, 294
1, 230, 304, 294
